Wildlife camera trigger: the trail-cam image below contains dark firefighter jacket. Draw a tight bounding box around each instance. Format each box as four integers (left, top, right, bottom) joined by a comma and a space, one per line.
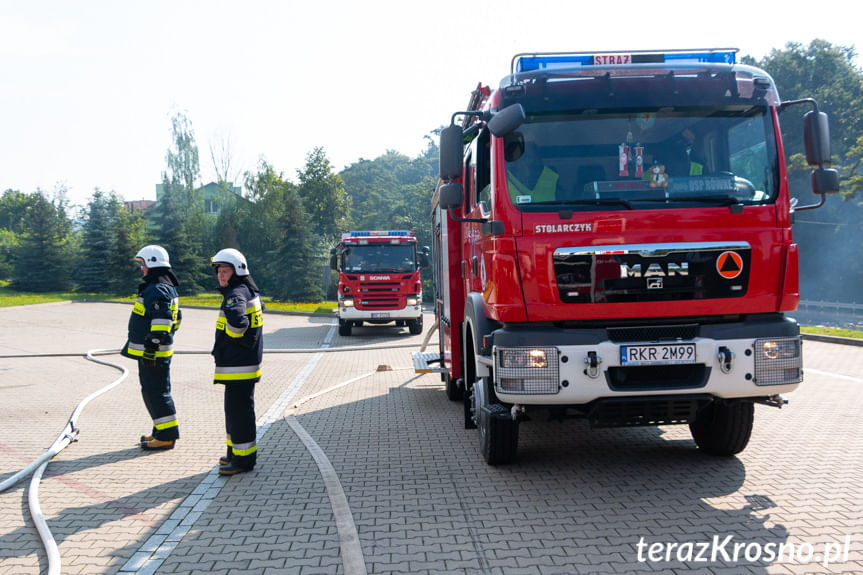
122, 269, 181, 364
212, 276, 263, 384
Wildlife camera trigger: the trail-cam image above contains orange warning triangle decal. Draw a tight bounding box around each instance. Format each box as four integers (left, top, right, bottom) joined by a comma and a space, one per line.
716, 251, 743, 279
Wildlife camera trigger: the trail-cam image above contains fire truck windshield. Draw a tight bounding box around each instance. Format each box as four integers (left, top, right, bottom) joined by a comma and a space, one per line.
503, 105, 779, 212
342, 244, 417, 273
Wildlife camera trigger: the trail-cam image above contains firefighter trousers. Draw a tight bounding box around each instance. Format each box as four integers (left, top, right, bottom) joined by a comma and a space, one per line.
138, 361, 179, 441
224, 383, 257, 469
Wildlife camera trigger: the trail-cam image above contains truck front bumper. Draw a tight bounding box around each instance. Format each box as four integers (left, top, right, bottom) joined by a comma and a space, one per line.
484, 314, 802, 405
338, 303, 422, 322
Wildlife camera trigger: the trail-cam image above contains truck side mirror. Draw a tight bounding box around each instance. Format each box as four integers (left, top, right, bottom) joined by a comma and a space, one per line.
803, 110, 832, 167
439, 182, 464, 210
812, 167, 840, 195
440, 124, 464, 180
329, 254, 338, 270
487, 103, 526, 137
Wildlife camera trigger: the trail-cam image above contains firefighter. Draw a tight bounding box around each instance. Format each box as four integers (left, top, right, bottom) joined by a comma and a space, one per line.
121, 245, 182, 450
210, 248, 264, 475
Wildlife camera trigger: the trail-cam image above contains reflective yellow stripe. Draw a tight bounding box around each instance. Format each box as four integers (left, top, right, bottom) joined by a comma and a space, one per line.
231, 443, 257, 456
225, 323, 246, 338
127, 342, 173, 358
133, 300, 146, 316
171, 298, 181, 331
214, 369, 261, 381
215, 314, 226, 331
150, 320, 172, 333
245, 297, 262, 314
153, 417, 178, 430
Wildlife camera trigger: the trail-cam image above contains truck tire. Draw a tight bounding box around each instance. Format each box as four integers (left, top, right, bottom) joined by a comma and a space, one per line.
464, 382, 477, 429
408, 318, 423, 335
689, 400, 754, 456
478, 403, 519, 465
338, 320, 352, 337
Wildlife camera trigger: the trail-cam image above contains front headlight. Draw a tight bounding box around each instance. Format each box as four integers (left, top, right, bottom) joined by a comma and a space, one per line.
341, 298, 354, 308
494, 346, 560, 395
407, 297, 418, 306
754, 337, 802, 385
500, 348, 549, 369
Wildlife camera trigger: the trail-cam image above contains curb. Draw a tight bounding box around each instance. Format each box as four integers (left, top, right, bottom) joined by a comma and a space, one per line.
801, 333, 863, 347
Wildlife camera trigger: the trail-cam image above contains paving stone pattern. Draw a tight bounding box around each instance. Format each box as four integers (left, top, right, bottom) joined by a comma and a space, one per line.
1, 303, 861, 574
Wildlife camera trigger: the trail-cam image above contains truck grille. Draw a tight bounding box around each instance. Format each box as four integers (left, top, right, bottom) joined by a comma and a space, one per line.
553, 243, 750, 304
356, 282, 404, 310
607, 324, 698, 342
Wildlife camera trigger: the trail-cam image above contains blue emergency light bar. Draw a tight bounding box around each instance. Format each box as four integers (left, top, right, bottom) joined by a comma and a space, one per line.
514, 49, 737, 73
343, 230, 413, 239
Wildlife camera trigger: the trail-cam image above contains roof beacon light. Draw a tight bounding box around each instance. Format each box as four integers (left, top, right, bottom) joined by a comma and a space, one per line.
514, 49, 737, 73
342, 230, 414, 239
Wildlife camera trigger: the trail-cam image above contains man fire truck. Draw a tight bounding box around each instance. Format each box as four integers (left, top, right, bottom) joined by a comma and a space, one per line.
330, 230, 429, 336
416, 49, 838, 464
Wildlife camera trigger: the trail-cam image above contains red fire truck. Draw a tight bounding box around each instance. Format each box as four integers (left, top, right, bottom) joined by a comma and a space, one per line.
417, 49, 838, 464
330, 230, 428, 336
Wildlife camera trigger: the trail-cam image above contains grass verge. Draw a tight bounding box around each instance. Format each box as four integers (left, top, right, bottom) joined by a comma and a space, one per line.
0, 282, 336, 314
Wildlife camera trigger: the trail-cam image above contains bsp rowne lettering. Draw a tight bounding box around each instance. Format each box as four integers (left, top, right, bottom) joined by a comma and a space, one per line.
535, 223, 593, 234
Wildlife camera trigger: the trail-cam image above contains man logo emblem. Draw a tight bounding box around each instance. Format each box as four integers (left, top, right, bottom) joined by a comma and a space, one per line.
647, 277, 663, 289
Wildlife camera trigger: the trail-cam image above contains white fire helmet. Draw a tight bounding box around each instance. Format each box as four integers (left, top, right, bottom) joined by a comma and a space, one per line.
211, 248, 249, 276
135, 245, 171, 268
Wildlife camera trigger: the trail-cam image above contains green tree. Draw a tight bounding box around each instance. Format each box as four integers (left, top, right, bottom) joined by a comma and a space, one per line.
752, 40, 863, 158
77, 190, 116, 292
0, 189, 31, 233
78, 190, 147, 294
750, 40, 863, 302
0, 189, 31, 279
152, 112, 210, 295
274, 185, 323, 302
296, 147, 351, 239
841, 135, 863, 199
12, 190, 74, 292
238, 160, 322, 301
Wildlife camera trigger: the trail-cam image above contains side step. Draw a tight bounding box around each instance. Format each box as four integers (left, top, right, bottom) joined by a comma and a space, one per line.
412, 352, 446, 374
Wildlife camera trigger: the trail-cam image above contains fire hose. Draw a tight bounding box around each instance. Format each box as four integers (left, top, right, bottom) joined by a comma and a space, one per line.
0, 340, 423, 575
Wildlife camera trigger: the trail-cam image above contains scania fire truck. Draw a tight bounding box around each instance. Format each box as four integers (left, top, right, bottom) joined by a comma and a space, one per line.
330, 230, 429, 336
417, 49, 838, 464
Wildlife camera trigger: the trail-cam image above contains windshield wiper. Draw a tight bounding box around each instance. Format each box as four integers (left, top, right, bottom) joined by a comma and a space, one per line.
658, 195, 742, 206
533, 198, 633, 210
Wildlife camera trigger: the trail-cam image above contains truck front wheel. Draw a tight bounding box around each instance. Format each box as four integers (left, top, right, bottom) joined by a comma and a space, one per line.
407, 318, 423, 335
689, 400, 754, 456
338, 320, 352, 336
473, 378, 518, 465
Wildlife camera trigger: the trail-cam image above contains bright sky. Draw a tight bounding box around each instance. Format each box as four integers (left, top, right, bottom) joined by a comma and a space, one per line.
2, 0, 860, 208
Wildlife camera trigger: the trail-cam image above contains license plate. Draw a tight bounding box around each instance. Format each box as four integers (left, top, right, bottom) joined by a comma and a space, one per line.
620, 344, 696, 366
371, 312, 390, 319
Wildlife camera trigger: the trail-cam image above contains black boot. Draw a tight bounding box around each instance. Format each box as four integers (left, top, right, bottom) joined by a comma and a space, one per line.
219, 447, 232, 466
218, 462, 253, 476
